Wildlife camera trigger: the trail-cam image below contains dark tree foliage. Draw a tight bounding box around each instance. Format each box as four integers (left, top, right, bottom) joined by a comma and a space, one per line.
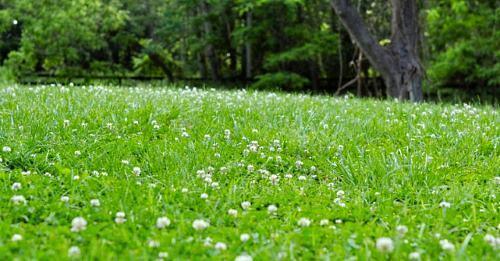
0, 0, 497, 100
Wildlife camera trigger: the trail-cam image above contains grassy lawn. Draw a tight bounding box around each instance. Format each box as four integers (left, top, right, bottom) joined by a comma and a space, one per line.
0, 84, 498, 260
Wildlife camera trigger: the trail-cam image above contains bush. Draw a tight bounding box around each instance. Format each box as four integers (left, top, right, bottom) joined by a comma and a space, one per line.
251, 72, 310, 90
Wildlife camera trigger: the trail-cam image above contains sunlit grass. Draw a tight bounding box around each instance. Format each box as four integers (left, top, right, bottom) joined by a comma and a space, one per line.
0, 84, 498, 259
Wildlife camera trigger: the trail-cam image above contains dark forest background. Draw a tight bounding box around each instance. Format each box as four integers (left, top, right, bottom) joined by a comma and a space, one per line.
0, 0, 498, 101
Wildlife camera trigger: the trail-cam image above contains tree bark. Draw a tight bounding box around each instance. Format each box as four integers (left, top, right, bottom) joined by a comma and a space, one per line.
331, 0, 424, 102
147, 52, 174, 82
245, 11, 253, 79
200, 1, 220, 81
224, 16, 237, 77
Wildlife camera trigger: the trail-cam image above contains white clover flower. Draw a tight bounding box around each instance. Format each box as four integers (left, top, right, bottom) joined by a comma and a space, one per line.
336, 190, 345, 199
285, 173, 293, 179
298, 175, 306, 181
11, 195, 27, 205
121, 160, 130, 165
409, 252, 421, 260
11, 182, 21, 191
156, 217, 171, 229
320, 219, 330, 226
228, 209, 238, 217
68, 246, 81, 257
181, 188, 189, 193
203, 237, 213, 247
192, 219, 210, 231
235, 253, 253, 261
115, 212, 126, 224
483, 234, 499, 248
200, 193, 209, 199
148, 239, 160, 248
439, 239, 455, 251
61, 196, 70, 203
158, 252, 169, 259
295, 160, 303, 168
439, 201, 451, 208
484, 234, 495, 244
267, 204, 278, 214
181, 131, 190, 138
73, 175, 80, 180
11, 234, 22, 242
74, 150, 81, 157
248, 141, 259, 152
132, 167, 141, 176
269, 174, 279, 185
21, 170, 31, 176
376, 237, 394, 253
204, 134, 211, 140
240, 233, 250, 242
3, 146, 12, 152
396, 225, 408, 236
214, 242, 227, 251
333, 197, 343, 205
241, 201, 251, 210
247, 165, 254, 172
297, 218, 311, 227
90, 199, 100, 207
71, 217, 87, 232
198, 169, 207, 177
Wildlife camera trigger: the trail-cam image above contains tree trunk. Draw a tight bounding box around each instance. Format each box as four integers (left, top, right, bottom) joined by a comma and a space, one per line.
245, 11, 253, 79
331, 0, 424, 102
222, 4, 237, 77
147, 52, 174, 82
224, 19, 237, 77
200, 1, 220, 81
197, 53, 207, 79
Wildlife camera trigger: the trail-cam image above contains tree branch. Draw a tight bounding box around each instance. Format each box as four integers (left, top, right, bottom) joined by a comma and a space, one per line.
335, 76, 358, 95
331, 0, 395, 77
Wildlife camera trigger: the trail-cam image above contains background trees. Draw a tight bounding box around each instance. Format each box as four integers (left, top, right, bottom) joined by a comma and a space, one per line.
426, 0, 499, 92
0, 0, 497, 100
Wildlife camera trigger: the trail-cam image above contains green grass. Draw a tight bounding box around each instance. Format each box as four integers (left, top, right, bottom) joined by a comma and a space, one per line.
0, 84, 498, 260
